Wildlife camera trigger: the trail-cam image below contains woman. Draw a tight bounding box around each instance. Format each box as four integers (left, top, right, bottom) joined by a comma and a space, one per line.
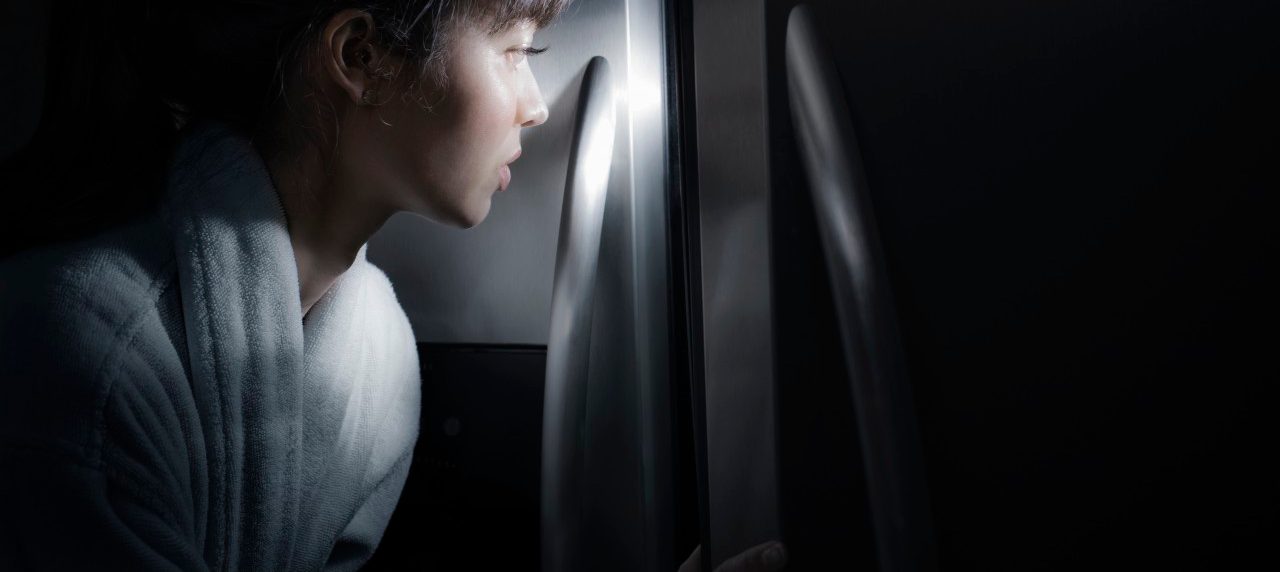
0, 1, 560, 569
0, 1, 784, 569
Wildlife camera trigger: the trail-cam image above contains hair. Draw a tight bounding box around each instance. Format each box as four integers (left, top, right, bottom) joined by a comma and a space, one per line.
0, 0, 570, 259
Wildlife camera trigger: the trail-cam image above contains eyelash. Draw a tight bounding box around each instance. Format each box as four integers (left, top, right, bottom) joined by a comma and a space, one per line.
518, 46, 549, 57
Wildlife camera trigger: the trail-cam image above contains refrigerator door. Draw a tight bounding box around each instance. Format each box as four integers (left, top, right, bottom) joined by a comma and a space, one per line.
688, 0, 1276, 570
785, 6, 934, 571
686, 0, 784, 567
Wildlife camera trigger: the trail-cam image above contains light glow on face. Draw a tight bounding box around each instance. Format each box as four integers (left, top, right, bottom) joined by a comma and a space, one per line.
348, 20, 550, 229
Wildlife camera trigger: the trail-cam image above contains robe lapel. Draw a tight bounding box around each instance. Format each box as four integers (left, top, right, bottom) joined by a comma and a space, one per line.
161, 119, 306, 570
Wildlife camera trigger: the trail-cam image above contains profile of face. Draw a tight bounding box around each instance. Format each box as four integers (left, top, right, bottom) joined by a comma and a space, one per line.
326, 14, 550, 229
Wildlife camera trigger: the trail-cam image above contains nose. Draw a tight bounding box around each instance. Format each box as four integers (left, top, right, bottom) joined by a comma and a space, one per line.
518, 71, 549, 128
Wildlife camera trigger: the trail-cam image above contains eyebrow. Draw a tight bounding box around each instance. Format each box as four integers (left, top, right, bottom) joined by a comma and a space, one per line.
487, 17, 539, 36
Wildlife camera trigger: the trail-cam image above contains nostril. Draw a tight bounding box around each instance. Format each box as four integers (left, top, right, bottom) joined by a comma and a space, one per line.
524, 105, 549, 127
522, 115, 543, 128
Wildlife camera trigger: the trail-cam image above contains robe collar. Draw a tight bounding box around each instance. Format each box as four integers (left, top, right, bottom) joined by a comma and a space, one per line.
158, 118, 375, 568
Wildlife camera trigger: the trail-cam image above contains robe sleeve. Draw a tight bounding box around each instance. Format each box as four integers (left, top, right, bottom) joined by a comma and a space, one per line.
0, 440, 207, 571
0, 342, 208, 571
322, 448, 416, 572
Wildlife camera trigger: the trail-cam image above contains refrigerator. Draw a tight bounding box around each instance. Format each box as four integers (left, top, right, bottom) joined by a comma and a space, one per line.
268, 0, 1279, 570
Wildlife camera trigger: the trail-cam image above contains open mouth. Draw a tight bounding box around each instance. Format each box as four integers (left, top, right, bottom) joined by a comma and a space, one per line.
498, 164, 512, 192
498, 148, 522, 192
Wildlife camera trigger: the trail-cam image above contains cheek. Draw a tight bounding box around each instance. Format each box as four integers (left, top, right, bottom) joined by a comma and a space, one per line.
454, 71, 519, 172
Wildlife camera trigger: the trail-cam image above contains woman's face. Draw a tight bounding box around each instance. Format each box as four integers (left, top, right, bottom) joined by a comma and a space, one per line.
347, 19, 549, 228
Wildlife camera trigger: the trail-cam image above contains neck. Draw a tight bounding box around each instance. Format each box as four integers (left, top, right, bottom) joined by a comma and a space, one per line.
265, 145, 394, 318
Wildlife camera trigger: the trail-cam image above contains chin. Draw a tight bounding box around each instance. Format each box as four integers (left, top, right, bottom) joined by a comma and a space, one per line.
454, 198, 493, 229
407, 186, 494, 229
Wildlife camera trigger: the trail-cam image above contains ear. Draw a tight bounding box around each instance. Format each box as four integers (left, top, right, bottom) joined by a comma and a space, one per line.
320, 9, 386, 106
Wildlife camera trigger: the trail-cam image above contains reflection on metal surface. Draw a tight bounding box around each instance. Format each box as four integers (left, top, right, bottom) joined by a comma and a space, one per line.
785, 6, 936, 572
541, 55, 616, 572
623, 1, 675, 571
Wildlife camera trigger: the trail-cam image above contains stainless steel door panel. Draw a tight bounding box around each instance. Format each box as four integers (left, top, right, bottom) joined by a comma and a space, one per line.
786, 6, 935, 571
691, 0, 783, 568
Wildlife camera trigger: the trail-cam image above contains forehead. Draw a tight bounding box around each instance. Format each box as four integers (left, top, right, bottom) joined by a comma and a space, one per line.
478, 17, 539, 39
447, 18, 538, 55
442, 0, 568, 41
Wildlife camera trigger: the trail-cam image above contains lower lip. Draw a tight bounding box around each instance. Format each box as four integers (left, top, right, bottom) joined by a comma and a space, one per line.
498, 165, 511, 192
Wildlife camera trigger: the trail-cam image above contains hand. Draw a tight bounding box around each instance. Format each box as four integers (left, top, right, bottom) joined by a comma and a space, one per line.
678, 541, 787, 572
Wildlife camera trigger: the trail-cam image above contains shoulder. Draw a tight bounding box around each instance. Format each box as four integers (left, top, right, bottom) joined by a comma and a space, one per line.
0, 219, 186, 457
352, 257, 422, 466
359, 258, 419, 377
0, 218, 179, 371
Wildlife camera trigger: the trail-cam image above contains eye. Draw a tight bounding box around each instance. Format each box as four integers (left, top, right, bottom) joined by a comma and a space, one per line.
508, 45, 549, 66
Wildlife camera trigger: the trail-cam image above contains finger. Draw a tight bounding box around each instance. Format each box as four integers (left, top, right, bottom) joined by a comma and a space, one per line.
714, 541, 787, 572
677, 544, 703, 572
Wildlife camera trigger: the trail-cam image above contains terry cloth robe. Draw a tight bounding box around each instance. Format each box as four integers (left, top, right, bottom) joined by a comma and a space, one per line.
0, 120, 421, 571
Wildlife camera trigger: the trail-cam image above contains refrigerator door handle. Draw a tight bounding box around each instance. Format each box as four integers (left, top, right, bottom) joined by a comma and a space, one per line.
541, 55, 616, 572
785, 6, 936, 572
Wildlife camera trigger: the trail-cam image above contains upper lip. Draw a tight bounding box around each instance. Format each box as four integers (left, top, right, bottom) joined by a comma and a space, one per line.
505, 148, 522, 165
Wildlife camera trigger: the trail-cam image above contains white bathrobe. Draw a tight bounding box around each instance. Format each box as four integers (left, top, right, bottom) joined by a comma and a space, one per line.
0, 120, 421, 570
